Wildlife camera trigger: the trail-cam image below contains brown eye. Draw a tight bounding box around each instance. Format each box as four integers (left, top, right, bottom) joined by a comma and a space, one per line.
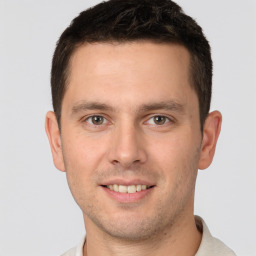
153, 116, 167, 125
87, 116, 105, 125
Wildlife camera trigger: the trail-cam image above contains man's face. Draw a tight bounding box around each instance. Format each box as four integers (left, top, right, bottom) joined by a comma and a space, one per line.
58, 42, 203, 239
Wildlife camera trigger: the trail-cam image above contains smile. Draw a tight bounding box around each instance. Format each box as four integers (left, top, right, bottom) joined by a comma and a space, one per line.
105, 184, 152, 194
101, 182, 155, 203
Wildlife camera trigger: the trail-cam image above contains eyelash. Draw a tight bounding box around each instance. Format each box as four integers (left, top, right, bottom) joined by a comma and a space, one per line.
146, 115, 172, 125
83, 115, 173, 127
85, 115, 108, 126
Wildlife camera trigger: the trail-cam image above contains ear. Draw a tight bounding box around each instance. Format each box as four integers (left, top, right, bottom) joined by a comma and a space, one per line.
198, 111, 222, 170
45, 111, 65, 172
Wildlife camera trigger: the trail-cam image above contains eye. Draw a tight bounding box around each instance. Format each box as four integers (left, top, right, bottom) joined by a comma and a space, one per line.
86, 115, 106, 125
147, 115, 171, 125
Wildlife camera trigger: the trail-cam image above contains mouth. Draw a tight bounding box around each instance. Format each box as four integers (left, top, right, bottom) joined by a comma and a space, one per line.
102, 184, 154, 194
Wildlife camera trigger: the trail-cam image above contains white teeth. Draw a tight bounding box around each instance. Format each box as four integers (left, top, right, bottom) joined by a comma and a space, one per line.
128, 185, 136, 193
119, 185, 128, 193
106, 184, 151, 193
141, 185, 147, 190
136, 185, 141, 192
113, 184, 119, 192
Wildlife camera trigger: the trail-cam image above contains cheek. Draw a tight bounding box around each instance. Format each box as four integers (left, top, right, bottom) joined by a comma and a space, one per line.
62, 129, 108, 170
148, 130, 201, 182
61, 130, 111, 199
61, 133, 104, 205
149, 133, 194, 163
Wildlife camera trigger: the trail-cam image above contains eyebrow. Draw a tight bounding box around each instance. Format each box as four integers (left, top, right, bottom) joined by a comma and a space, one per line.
71, 101, 115, 114
71, 100, 185, 115
138, 101, 185, 113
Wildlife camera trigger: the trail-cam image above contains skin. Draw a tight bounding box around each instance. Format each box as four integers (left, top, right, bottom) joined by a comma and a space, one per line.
46, 42, 222, 256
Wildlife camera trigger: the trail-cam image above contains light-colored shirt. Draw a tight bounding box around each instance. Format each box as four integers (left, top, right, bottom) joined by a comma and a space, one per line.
61, 216, 236, 256
194, 216, 236, 256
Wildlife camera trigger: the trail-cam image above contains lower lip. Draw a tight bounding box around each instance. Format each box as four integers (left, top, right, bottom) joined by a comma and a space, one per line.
101, 186, 154, 203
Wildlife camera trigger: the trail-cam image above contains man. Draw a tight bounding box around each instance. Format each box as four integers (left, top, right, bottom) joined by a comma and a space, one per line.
45, 0, 236, 255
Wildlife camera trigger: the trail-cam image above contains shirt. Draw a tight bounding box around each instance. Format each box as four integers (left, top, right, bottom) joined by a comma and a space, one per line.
61, 216, 236, 256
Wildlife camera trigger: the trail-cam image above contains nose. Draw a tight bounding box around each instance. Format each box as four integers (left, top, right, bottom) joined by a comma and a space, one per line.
107, 122, 147, 168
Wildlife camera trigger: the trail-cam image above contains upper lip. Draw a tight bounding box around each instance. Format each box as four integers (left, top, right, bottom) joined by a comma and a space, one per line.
100, 178, 155, 187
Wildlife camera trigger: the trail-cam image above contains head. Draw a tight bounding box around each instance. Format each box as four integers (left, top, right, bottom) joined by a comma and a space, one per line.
46, 0, 221, 242
51, 0, 212, 130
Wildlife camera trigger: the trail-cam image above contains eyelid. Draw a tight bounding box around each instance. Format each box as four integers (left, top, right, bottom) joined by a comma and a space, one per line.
88, 116, 106, 124
81, 113, 175, 126
145, 115, 174, 125
83, 114, 110, 126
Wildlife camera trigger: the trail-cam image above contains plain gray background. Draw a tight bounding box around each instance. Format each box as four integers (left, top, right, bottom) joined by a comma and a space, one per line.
0, 0, 255, 255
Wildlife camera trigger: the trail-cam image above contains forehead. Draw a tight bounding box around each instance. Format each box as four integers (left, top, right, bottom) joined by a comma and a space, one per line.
69, 41, 191, 81
64, 41, 197, 113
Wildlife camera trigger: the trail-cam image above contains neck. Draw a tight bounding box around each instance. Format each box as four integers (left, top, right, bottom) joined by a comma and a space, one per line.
83, 212, 202, 256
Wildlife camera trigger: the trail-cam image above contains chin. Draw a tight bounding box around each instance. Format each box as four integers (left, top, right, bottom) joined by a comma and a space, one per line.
88, 211, 174, 241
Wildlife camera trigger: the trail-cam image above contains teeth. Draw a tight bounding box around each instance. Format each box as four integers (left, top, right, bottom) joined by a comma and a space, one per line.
119, 185, 128, 193
106, 184, 151, 193
113, 184, 119, 192
141, 185, 147, 190
128, 185, 136, 193
136, 185, 141, 192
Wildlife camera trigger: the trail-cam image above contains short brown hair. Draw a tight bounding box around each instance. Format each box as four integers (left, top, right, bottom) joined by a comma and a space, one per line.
51, 0, 212, 130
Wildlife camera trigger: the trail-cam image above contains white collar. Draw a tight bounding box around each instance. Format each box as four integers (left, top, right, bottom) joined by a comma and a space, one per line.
62, 216, 235, 256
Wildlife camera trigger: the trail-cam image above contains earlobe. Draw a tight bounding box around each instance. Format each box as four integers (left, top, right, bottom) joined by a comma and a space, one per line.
198, 111, 222, 170
45, 111, 66, 172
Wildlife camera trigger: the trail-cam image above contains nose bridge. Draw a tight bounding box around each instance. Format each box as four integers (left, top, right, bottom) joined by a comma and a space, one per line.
108, 118, 146, 167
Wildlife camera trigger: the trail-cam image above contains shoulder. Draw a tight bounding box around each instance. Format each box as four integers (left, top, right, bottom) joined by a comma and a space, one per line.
195, 216, 236, 256
60, 236, 85, 256
61, 246, 77, 256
